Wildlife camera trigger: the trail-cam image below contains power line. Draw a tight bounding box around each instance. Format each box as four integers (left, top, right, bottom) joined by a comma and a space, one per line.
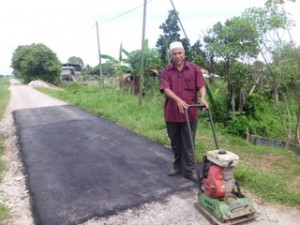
65, 24, 95, 50
66, 0, 155, 50
100, 0, 154, 24
65, 0, 158, 61
70, 0, 98, 22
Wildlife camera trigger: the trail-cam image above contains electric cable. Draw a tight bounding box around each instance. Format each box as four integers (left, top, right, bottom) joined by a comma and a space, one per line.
65, 0, 155, 50
99, 0, 155, 24
65, 24, 95, 50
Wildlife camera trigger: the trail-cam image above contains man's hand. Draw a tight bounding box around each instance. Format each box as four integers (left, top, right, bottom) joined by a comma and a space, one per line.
176, 99, 188, 114
163, 88, 189, 114
199, 99, 209, 110
199, 86, 208, 109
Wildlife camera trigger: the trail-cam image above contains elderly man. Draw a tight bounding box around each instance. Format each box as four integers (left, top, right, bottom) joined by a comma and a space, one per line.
160, 41, 208, 183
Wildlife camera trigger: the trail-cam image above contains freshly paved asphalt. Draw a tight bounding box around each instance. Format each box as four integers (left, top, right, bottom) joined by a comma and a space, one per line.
13, 105, 194, 225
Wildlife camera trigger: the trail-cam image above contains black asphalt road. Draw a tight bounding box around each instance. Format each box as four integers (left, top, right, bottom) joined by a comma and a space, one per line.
13, 105, 194, 225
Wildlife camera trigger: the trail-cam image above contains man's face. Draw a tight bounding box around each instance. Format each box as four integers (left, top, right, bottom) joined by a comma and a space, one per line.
170, 48, 185, 66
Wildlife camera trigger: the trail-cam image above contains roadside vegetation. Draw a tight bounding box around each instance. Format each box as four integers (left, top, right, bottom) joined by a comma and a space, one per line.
0, 78, 10, 221
39, 82, 300, 207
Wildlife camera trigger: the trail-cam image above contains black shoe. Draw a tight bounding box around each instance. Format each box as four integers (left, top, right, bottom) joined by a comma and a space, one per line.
185, 173, 199, 183
168, 169, 181, 176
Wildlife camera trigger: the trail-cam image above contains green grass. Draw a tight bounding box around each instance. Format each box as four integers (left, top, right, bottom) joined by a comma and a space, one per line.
0, 78, 10, 222
38, 82, 300, 207
0, 78, 10, 121
236, 164, 300, 205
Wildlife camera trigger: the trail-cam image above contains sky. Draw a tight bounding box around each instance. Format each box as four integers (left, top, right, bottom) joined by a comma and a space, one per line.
1, 0, 300, 75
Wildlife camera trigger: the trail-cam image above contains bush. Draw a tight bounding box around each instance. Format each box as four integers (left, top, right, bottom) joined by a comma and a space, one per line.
243, 94, 267, 119
226, 114, 251, 138
206, 82, 232, 126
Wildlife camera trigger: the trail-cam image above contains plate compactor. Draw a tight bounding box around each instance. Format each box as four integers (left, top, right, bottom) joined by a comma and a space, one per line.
185, 105, 256, 225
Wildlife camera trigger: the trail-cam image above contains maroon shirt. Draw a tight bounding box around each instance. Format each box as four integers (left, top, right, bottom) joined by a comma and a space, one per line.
160, 61, 206, 122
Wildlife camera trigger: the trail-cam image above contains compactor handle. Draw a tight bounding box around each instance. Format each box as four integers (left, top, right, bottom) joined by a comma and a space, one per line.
184, 104, 220, 150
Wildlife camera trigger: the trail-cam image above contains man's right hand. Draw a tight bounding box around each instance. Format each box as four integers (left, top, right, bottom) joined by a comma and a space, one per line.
176, 99, 188, 114
164, 88, 188, 114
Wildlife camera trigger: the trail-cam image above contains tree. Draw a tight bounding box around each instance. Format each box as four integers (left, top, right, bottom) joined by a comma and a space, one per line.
207, 17, 260, 78
202, 30, 218, 73
242, 0, 299, 145
229, 61, 254, 112
156, 9, 189, 65
68, 56, 84, 67
189, 40, 208, 67
271, 43, 300, 144
11, 43, 61, 84
127, 46, 162, 95
205, 16, 260, 113
99, 44, 132, 90
247, 60, 269, 96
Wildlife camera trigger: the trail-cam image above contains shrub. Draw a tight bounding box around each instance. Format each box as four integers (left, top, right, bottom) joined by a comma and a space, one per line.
226, 114, 251, 138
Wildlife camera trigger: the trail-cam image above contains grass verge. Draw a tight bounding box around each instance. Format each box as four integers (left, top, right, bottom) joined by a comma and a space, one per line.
0, 78, 10, 221
39, 82, 300, 207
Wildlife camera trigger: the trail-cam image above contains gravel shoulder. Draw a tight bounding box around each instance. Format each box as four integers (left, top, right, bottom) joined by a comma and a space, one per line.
0, 80, 300, 225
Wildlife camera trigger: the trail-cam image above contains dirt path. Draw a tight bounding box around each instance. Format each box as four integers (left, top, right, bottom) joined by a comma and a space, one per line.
0, 80, 300, 225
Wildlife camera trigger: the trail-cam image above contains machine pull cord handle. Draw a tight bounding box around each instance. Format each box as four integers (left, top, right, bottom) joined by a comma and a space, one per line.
184, 105, 220, 151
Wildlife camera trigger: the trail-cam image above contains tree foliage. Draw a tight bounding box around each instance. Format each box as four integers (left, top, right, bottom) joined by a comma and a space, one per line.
241, 0, 300, 144
205, 17, 260, 77
68, 56, 84, 67
156, 10, 189, 65
203, 16, 260, 113
194, 0, 300, 144
11, 43, 61, 84
189, 40, 208, 67
127, 46, 162, 94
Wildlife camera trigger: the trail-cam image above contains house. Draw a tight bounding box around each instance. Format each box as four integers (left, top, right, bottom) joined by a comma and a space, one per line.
61, 63, 81, 81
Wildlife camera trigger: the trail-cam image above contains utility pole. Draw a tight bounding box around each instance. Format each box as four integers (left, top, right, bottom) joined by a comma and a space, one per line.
96, 21, 103, 87
138, 0, 147, 106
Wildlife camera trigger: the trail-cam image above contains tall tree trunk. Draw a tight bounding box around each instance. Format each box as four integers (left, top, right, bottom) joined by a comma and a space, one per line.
280, 91, 292, 144
231, 91, 236, 115
239, 87, 246, 112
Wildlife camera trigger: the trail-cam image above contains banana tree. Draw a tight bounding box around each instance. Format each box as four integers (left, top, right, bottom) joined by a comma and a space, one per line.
126, 40, 162, 95
99, 43, 131, 91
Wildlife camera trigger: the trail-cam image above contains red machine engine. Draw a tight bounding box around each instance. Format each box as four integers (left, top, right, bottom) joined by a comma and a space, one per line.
200, 149, 239, 199
201, 165, 225, 198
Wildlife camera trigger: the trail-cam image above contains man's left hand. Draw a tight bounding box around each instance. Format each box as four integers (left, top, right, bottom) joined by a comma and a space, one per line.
199, 99, 209, 109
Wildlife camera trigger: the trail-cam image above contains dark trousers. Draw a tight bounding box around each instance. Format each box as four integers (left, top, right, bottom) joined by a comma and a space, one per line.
166, 122, 197, 177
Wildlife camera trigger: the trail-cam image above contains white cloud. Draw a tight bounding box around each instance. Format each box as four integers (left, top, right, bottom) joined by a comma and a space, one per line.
1, 0, 299, 75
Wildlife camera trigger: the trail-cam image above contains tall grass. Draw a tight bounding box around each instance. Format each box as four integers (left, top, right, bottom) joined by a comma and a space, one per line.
39, 82, 300, 207
0, 78, 10, 221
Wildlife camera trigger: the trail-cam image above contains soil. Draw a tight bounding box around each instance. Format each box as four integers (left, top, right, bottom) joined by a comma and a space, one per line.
0, 80, 300, 225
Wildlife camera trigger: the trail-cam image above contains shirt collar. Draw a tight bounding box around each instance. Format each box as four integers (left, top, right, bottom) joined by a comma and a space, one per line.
169, 60, 189, 71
